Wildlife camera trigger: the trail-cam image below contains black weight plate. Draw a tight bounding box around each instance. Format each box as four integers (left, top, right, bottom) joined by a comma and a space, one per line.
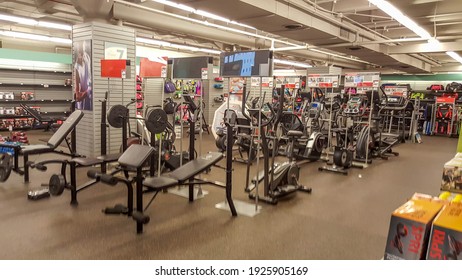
333, 148, 352, 168
0, 154, 12, 182
313, 134, 324, 153
107, 105, 128, 128
146, 108, 168, 134
286, 164, 300, 186
216, 135, 227, 151
356, 126, 370, 159
49, 174, 66, 196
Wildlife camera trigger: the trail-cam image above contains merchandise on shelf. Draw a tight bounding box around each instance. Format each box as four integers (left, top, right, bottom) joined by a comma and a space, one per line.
441, 153, 462, 192
3, 92, 14, 100
445, 82, 462, 93
20, 92, 35, 101
426, 203, 462, 260
384, 196, 445, 260
4, 107, 14, 115
136, 75, 144, 113
428, 84, 445, 91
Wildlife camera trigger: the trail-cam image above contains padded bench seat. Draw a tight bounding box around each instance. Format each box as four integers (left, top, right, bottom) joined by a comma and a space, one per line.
143, 152, 223, 191
71, 157, 103, 167
143, 176, 178, 190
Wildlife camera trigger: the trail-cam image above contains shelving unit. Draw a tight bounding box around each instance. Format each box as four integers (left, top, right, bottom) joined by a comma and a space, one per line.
0, 68, 73, 131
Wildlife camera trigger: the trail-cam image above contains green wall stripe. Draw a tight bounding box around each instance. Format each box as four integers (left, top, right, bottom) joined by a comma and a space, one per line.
0, 48, 71, 64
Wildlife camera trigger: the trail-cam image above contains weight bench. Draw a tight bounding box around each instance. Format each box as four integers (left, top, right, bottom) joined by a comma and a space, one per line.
20, 104, 67, 132
88, 144, 237, 234
0, 110, 84, 183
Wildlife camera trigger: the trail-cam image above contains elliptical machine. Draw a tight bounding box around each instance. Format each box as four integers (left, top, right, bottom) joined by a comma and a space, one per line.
243, 84, 311, 204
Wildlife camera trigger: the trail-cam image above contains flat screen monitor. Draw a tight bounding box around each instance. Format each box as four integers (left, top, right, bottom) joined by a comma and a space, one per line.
172, 57, 211, 79
220, 50, 273, 77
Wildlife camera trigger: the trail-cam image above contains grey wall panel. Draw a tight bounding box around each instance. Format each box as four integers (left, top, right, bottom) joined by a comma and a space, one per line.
73, 22, 136, 157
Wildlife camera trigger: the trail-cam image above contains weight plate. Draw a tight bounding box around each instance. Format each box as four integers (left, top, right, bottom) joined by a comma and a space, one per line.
49, 174, 66, 196
107, 105, 128, 128
286, 164, 300, 186
356, 126, 370, 159
313, 133, 324, 153
333, 148, 352, 168
0, 153, 12, 182
146, 108, 168, 134
215, 135, 227, 151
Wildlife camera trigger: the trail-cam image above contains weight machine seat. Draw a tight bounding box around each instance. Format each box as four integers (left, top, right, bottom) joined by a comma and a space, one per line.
287, 130, 304, 137
118, 144, 156, 169
143, 152, 223, 191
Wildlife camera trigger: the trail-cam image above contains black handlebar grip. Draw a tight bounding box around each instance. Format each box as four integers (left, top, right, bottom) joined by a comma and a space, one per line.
100, 174, 118, 186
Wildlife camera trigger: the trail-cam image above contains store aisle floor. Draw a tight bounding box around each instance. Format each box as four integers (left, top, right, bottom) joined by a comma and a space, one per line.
0, 131, 456, 259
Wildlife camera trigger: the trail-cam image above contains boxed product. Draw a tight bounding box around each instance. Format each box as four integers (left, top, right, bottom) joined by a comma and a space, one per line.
441, 156, 462, 191
426, 203, 462, 260
384, 198, 445, 260
0, 107, 4, 114
0, 92, 3, 99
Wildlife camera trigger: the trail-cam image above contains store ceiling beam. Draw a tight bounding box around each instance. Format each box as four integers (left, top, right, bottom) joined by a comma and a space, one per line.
112, 1, 366, 69
388, 41, 462, 54
239, 0, 433, 72
431, 63, 462, 72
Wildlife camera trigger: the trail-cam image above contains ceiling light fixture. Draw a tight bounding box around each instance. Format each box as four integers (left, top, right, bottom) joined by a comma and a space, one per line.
274, 59, 312, 68
368, 0, 432, 39
0, 13, 72, 31
152, 0, 256, 30
446, 51, 462, 64
136, 37, 221, 54
368, 1, 462, 65
0, 30, 71, 44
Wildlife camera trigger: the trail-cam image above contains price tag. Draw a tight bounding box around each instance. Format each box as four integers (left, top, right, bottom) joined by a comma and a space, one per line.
201, 68, 208, 80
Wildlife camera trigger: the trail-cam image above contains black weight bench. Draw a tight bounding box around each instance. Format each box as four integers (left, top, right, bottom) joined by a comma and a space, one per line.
0, 110, 84, 183
20, 104, 67, 132
88, 144, 237, 234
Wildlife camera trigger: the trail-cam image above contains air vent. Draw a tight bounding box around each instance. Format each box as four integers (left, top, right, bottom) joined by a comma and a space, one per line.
283, 24, 304, 30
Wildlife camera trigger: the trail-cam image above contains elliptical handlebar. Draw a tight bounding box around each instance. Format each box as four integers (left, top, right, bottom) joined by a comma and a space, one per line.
240, 83, 275, 128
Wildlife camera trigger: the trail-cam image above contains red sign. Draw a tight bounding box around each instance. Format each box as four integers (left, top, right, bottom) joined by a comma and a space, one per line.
139, 57, 168, 78
101, 59, 129, 78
